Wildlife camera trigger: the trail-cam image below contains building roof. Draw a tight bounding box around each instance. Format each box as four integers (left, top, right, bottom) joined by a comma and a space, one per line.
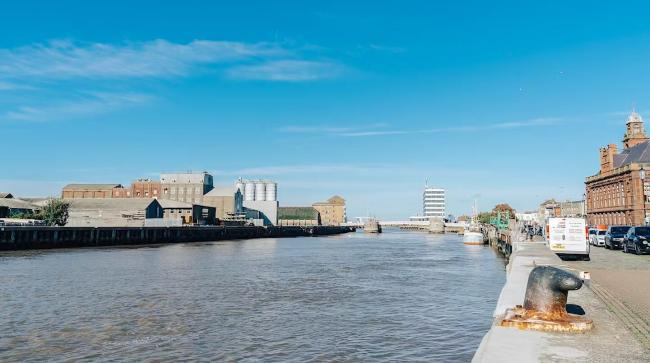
0, 198, 38, 210
613, 140, 650, 168
160, 172, 212, 184
157, 199, 193, 209
63, 184, 122, 190
313, 195, 346, 206
65, 198, 159, 210
0, 192, 13, 198
278, 207, 320, 220
204, 185, 238, 197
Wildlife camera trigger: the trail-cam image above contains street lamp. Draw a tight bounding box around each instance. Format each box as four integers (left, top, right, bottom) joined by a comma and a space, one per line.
641, 166, 647, 226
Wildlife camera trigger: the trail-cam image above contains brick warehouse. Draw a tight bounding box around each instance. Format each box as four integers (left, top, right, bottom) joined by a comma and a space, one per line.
586, 110, 650, 226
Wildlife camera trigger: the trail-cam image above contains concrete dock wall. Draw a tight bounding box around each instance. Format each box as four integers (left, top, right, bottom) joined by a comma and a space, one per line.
473, 241, 649, 362
0, 225, 356, 251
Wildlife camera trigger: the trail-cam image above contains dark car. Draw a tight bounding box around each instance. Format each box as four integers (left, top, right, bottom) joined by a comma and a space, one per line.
605, 226, 631, 250
623, 227, 650, 255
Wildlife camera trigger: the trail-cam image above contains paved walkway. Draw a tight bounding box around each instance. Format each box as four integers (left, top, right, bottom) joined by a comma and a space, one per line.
567, 246, 650, 350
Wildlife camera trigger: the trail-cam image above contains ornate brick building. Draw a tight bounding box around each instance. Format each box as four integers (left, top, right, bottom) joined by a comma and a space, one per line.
586, 111, 650, 226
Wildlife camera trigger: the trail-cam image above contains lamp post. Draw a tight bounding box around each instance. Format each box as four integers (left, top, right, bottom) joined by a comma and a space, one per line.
641, 166, 647, 226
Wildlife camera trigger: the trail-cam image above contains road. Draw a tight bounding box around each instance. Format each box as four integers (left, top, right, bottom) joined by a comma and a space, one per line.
568, 246, 650, 349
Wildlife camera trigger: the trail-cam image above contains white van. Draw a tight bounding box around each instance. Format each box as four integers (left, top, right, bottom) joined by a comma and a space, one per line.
547, 217, 590, 260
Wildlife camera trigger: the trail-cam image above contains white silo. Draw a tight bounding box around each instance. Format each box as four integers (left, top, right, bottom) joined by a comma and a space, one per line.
265, 182, 277, 201
244, 181, 256, 201
255, 181, 266, 201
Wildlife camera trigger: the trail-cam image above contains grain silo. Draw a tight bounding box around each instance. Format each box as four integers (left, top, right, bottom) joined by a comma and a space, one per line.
244, 181, 256, 201
255, 181, 266, 201
265, 182, 277, 201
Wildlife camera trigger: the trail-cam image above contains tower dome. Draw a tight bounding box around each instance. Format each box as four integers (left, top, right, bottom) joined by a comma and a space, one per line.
627, 110, 643, 124
623, 108, 648, 148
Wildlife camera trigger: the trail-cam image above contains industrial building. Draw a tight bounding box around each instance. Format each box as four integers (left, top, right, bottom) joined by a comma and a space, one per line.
131, 179, 161, 198
539, 199, 585, 219
160, 172, 214, 204
312, 195, 347, 226
278, 207, 321, 226
203, 185, 244, 220
237, 179, 279, 226
62, 184, 129, 199
586, 110, 650, 226
423, 185, 446, 218
158, 199, 216, 226
0, 196, 38, 218
65, 198, 164, 227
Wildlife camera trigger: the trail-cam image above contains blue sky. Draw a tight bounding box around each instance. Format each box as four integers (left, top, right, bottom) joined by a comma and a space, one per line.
1, 1, 650, 218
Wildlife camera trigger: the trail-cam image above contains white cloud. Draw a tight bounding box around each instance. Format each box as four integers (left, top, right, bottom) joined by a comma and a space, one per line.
218, 163, 405, 176
0, 81, 18, 90
3, 92, 152, 122
338, 117, 560, 137
0, 39, 288, 80
278, 123, 389, 134
0, 39, 345, 83
226, 60, 344, 81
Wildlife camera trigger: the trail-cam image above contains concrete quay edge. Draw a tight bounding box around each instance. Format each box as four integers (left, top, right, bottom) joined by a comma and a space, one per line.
473, 241, 650, 362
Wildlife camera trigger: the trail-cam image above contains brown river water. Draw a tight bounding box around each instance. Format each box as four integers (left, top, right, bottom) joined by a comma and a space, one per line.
0, 229, 505, 362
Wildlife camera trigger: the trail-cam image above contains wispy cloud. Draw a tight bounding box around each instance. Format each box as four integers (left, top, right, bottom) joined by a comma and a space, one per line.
338, 117, 560, 137
3, 92, 152, 122
218, 163, 402, 176
277, 123, 389, 134
274, 118, 559, 137
0, 81, 18, 90
0, 39, 287, 80
367, 44, 406, 53
226, 60, 344, 81
0, 39, 344, 82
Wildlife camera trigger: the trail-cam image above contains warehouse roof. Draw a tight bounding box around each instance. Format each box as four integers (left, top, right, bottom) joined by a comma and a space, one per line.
157, 199, 193, 209
0, 198, 38, 210
278, 207, 320, 220
204, 185, 238, 197
313, 195, 346, 206
0, 192, 13, 198
65, 198, 160, 210
614, 140, 650, 168
63, 184, 123, 190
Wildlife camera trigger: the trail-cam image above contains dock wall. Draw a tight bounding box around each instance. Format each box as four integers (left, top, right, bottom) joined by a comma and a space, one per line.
0, 225, 356, 251
472, 241, 649, 362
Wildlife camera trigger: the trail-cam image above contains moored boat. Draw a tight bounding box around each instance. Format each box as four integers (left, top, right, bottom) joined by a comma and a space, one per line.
463, 231, 483, 245
364, 219, 382, 233
463, 200, 484, 245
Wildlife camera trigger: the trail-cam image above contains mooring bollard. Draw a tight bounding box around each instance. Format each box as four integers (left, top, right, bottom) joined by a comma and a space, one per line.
524, 266, 583, 317
500, 265, 593, 333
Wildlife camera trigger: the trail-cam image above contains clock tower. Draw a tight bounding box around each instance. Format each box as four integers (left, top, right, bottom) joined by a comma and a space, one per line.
623, 110, 649, 149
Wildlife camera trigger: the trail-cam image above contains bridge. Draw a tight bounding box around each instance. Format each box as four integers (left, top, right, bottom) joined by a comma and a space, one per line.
342, 220, 467, 231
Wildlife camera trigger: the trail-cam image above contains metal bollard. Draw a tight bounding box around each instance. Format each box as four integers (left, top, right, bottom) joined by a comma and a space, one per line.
524, 266, 583, 318
500, 266, 593, 333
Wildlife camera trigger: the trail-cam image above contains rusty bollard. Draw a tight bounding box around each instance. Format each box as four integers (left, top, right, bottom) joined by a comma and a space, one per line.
500, 266, 593, 333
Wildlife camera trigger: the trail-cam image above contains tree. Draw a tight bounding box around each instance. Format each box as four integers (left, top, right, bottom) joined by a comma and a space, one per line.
38, 199, 69, 226
492, 203, 516, 219
477, 212, 492, 224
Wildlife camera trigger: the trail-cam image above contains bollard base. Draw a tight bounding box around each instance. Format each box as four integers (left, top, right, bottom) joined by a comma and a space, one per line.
500, 306, 594, 333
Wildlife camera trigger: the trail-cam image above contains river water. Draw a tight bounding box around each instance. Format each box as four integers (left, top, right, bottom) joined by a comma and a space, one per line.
0, 230, 505, 362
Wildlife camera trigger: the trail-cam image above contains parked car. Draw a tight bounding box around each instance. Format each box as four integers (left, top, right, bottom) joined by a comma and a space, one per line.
590, 229, 606, 247
588, 228, 597, 245
605, 226, 631, 250
623, 227, 650, 255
